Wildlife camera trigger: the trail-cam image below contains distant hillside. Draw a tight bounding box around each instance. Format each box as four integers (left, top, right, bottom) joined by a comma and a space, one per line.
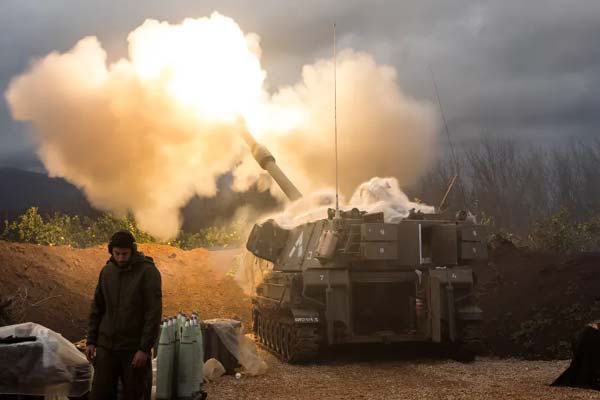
0, 167, 279, 230
0, 167, 95, 222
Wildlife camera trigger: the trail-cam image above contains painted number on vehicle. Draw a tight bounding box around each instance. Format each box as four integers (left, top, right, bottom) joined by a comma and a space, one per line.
294, 317, 319, 323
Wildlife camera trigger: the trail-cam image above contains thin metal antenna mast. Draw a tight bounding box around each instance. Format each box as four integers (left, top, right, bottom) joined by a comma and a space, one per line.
334, 23, 340, 217
428, 65, 467, 207
429, 66, 458, 172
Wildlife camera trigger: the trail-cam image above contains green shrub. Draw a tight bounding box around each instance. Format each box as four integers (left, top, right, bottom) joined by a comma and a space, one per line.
2, 207, 243, 249
528, 209, 600, 253
170, 222, 243, 250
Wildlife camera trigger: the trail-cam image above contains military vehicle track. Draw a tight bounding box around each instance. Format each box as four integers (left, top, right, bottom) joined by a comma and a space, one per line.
461, 321, 484, 353
462, 321, 483, 343
447, 320, 484, 361
254, 312, 321, 363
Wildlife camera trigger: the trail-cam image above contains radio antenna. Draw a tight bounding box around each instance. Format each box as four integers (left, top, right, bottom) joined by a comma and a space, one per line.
428, 65, 467, 206
334, 23, 340, 218
429, 65, 458, 172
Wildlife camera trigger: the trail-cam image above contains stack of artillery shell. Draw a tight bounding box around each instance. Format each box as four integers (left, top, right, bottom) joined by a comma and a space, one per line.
156, 311, 205, 399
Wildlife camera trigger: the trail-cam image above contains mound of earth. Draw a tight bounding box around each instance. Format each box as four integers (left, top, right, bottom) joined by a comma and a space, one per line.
0, 241, 249, 341
477, 243, 600, 359
1, 239, 598, 360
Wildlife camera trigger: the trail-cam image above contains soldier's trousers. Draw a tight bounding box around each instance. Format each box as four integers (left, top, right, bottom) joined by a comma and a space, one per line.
90, 346, 152, 400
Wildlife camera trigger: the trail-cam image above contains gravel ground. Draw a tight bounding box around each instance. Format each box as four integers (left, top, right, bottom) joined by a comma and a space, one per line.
204, 346, 599, 400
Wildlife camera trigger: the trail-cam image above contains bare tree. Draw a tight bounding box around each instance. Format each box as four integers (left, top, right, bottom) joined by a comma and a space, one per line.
413, 136, 599, 237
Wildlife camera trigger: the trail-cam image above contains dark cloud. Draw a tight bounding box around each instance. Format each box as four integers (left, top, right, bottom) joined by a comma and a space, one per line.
1, 0, 599, 169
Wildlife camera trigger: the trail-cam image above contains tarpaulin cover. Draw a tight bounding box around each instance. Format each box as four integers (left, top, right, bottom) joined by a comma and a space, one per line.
203, 319, 267, 376
0, 322, 92, 396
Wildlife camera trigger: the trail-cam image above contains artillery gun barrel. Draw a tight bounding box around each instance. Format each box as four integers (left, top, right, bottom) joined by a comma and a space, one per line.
241, 130, 303, 201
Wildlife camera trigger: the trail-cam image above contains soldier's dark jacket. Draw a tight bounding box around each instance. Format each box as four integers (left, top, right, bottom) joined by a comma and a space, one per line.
87, 252, 162, 353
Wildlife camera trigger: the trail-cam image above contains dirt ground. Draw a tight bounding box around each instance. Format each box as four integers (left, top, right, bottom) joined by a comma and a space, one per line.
1, 239, 599, 358
204, 345, 599, 400
1, 240, 600, 398
0, 241, 250, 340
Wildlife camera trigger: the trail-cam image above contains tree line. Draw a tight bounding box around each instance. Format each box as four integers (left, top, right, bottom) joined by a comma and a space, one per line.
412, 137, 600, 252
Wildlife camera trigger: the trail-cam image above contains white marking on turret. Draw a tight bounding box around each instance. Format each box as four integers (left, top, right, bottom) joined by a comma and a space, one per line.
289, 231, 304, 258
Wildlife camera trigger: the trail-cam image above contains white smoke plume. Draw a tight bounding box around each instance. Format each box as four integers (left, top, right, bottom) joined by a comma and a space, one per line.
273, 176, 435, 228
5, 12, 437, 239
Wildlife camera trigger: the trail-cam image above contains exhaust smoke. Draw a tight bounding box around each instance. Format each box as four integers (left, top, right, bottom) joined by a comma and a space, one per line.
273, 176, 435, 229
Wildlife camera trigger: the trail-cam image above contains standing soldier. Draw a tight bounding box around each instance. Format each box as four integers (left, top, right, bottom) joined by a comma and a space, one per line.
85, 230, 162, 400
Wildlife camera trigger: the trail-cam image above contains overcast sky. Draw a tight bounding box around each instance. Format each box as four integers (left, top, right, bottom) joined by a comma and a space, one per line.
1, 0, 599, 170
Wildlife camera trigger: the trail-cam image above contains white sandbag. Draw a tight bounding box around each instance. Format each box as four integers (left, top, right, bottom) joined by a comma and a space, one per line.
236, 334, 268, 376
203, 358, 225, 382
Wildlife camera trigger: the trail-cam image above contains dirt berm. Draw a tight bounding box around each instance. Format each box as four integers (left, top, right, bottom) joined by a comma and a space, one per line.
0, 241, 250, 341
1, 239, 599, 360
476, 242, 600, 359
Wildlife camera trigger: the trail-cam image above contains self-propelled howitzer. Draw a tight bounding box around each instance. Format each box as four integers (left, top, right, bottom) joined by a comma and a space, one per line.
243, 134, 487, 363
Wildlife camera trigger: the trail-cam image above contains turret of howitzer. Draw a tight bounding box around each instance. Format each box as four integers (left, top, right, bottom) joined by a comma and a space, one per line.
241, 130, 302, 201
